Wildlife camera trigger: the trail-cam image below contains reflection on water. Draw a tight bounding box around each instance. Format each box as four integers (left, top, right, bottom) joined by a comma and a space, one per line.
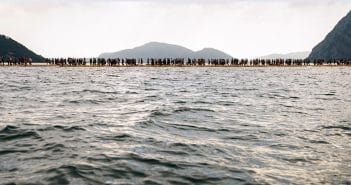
0, 67, 350, 184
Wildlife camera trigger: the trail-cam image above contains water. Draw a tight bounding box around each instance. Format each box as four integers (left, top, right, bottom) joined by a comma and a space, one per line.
0, 67, 350, 185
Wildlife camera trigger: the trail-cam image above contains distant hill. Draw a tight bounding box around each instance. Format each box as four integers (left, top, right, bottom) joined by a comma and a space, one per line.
0, 35, 45, 62
99, 42, 233, 59
194, 48, 232, 59
259, 51, 310, 59
309, 11, 351, 60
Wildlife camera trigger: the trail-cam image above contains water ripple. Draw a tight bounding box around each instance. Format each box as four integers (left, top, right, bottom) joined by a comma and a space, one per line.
0, 67, 350, 184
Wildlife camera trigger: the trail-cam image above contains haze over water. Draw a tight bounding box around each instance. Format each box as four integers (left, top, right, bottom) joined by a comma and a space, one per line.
0, 67, 350, 184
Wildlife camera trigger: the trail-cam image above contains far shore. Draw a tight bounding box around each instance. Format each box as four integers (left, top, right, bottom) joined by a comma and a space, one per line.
0, 64, 350, 68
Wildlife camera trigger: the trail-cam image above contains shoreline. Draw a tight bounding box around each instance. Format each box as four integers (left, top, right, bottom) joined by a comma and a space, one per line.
0, 64, 350, 68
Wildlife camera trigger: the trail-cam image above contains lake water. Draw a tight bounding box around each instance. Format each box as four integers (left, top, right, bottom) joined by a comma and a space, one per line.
0, 67, 350, 185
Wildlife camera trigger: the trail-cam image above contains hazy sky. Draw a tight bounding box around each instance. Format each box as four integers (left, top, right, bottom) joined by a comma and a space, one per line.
1, 0, 350, 58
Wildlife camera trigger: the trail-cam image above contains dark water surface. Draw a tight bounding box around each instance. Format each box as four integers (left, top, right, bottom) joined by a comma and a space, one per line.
0, 67, 350, 185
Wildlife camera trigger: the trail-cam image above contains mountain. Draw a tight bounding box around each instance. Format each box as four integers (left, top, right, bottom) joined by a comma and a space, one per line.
194, 48, 232, 59
309, 11, 351, 60
99, 42, 233, 59
260, 51, 310, 59
0, 35, 45, 62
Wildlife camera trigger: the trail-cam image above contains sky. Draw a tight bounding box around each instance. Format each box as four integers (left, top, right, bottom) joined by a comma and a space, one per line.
0, 0, 350, 58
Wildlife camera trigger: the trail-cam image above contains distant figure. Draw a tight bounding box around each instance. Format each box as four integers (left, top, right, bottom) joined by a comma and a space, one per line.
0, 57, 4, 66
8, 57, 12, 66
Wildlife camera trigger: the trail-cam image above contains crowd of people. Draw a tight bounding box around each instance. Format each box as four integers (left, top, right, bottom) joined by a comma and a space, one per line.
46, 57, 351, 66
0, 57, 32, 66
1, 56, 351, 66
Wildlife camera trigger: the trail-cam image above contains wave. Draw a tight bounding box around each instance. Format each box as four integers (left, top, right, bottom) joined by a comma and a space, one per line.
169, 123, 218, 133
173, 107, 215, 113
0, 125, 42, 142
97, 133, 134, 142
65, 99, 108, 105
0, 149, 28, 155
149, 110, 171, 117
56, 89, 118, 96
38, 125, 86, 132
125, 153, 182, 169
322, 125, 351, 131
41, 143, 66, 152
224, 134, 259, 141
36, 164, 102, 184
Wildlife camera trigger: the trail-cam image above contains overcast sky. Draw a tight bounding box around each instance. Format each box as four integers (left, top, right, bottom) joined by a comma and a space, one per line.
1, 0, 350, 58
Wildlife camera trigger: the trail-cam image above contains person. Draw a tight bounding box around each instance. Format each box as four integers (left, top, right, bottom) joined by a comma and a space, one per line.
8, 57, 12, 66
